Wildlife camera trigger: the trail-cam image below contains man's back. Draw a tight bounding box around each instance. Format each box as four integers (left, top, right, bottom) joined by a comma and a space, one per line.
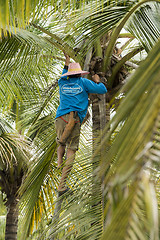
56, 76, 107, 123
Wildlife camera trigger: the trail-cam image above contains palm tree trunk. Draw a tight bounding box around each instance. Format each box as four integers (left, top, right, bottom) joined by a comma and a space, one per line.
92, 95, 101, 152
5, 199, 19, 240
91, 92, 107, 232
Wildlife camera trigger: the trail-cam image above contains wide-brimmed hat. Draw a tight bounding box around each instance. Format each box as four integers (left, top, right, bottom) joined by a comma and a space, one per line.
62, 62, 89, 76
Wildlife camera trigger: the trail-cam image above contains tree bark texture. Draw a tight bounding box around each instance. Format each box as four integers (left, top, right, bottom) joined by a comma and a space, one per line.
5, 199, 19, 240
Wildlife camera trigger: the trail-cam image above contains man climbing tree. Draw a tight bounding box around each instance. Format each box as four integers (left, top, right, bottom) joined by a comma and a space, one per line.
55, 53, 107, 196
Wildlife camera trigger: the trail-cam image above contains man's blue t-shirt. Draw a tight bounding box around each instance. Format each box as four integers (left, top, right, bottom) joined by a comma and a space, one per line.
55, 68, 107, 123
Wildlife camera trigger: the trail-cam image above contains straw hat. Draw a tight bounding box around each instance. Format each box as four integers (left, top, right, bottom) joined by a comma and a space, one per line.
62, 62, 89, 76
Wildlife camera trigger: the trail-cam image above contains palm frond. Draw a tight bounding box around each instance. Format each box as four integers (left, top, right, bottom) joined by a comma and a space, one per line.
0, 28, 64, 117
0, 132, 30, 170
19, 127, 58, 239
66, 0, 160, 69
0, 0, 104, 37
71, 0, 136, 57
95, 38, 160, 239
102, 172, 159, 240
126, 2, 160, 52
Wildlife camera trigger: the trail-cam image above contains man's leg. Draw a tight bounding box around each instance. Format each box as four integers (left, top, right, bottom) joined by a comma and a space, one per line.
57, 145, 66, 168
57, 114, 80, 192
55, 117, 66, 168
58, 148, 76, 191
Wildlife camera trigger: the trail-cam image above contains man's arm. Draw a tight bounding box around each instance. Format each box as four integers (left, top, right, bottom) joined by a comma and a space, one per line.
64, 52, 70, 67
83, 75, 107, 94
61, 53, 70, 77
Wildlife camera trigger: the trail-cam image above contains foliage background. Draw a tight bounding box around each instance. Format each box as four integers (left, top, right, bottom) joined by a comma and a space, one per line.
0, 0, 160, 240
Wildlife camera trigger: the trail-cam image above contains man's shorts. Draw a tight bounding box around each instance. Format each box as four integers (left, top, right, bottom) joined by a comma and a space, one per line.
55, 113, 81, 151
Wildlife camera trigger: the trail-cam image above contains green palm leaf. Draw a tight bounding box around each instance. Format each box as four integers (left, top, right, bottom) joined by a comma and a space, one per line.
96, 38, 160, 240
0, 0, 103, 36
19, 126, 58, 239
126, 2, 160, 52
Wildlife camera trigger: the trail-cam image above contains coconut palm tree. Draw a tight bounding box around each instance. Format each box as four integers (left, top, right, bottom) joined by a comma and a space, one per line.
20, 2, 160, 240
0, 0, 160, 240
0, 117, 31, 240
